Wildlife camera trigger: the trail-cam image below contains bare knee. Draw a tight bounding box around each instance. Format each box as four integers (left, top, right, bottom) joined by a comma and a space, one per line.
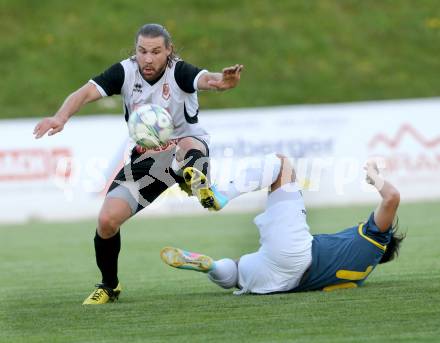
97, 198, 132, 238
98, 212, 121, 238
270, 154, 296, 192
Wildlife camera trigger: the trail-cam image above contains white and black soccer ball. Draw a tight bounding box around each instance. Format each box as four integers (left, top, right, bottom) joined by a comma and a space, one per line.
128, 104, 174, 148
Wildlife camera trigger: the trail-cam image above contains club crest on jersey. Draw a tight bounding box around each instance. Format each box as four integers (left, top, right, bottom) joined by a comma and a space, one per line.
162, 83, 170, 100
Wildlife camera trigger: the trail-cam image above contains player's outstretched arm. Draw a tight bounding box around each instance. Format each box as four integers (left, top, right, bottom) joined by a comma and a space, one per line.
33, 83, 102, 139
365, 160, 400, 232
197, 64, 243, 91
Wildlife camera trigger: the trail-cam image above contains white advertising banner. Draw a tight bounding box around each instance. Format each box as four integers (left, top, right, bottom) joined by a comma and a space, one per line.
1, 98, 439, 223
0, 117, 129, 223
204, 99, 440, 208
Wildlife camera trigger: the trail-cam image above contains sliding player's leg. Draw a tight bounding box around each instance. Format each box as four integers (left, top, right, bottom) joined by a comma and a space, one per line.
188, 153, 284, 211
160, 246, 238, 289
160, 155, 302, 293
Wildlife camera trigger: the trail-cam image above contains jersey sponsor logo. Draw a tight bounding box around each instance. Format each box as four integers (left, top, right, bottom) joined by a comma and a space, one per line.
162, 83, 170, 100
133, 83, 142, 93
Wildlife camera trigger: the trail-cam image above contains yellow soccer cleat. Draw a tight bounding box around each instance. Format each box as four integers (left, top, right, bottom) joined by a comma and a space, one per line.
178, 181, 192, 196
82, 283, 122, 305
160, 247, 214, 272
183, 167, 228, 211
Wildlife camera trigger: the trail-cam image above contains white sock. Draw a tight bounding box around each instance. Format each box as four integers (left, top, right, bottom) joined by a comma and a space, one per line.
208, 258, 238, 289
215, 154, 282, 200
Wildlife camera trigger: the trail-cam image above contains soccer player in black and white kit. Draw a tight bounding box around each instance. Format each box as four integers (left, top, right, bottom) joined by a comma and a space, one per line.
33, 23, 243, 304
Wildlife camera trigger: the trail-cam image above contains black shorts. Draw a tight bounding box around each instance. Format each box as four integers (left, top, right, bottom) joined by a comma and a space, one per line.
107, 138, 209, 214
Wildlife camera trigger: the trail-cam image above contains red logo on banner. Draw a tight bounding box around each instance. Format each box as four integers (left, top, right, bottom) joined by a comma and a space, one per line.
368, 124, 440, 174
369, 124, 440, 149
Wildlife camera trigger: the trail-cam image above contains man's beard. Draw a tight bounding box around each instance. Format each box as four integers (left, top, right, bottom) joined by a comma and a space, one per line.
140, 62, 166, 81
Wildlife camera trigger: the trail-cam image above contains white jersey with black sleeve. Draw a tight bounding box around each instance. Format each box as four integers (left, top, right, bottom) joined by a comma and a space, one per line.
89, 58, 209, 139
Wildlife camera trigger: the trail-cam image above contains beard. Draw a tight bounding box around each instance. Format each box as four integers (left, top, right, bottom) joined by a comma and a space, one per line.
139, 61, 167, 81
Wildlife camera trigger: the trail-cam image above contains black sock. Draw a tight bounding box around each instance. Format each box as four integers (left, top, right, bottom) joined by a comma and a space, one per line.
94, 230, 121, 289
183, 149, 210, 177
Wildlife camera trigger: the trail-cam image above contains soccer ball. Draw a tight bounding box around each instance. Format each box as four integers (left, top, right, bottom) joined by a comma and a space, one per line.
127, 104, 173, 148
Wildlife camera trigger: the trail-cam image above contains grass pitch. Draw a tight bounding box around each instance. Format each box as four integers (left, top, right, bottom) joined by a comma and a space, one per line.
1, 201, 439, 343
2, 1, 440, 118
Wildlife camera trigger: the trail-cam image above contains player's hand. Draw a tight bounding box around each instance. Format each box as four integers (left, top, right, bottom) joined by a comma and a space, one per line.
208, 64, 243, 90
364, 159, 380, 185
33, 116, 66, 139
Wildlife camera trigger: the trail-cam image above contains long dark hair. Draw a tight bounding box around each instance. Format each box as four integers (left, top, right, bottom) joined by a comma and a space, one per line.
379, 218, 406, 264
134, 23, 179, 67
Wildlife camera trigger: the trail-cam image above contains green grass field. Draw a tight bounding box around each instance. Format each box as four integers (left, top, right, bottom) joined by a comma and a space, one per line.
1, 201, 439, 343
2, 0, 440, 118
